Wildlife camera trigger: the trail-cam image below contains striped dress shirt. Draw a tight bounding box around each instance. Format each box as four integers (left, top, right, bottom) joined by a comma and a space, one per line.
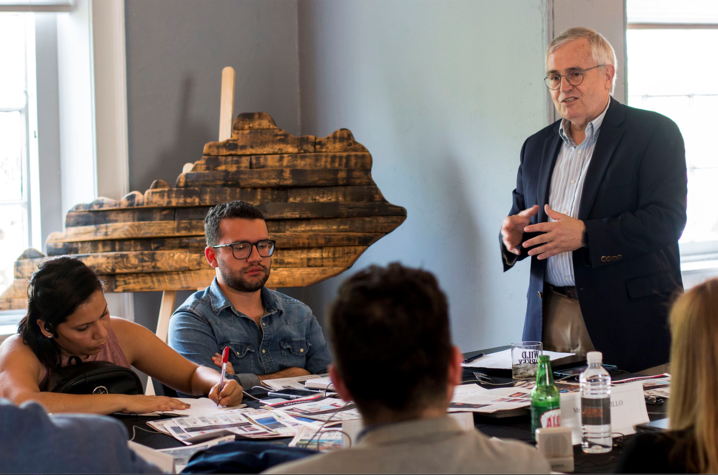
545, 100, 610, 287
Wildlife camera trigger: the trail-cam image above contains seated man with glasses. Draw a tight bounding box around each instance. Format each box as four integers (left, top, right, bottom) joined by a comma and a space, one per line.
168, 201, 332, 390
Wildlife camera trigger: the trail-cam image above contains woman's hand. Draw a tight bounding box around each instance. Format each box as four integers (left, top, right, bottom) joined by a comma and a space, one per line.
212, 352, 235, 375
119, 395, 191, 414
208, 379, 243, 407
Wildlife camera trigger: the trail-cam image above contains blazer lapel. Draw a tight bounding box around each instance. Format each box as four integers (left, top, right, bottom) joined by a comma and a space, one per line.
578, 98, 626, 220
537, 126, 563, 223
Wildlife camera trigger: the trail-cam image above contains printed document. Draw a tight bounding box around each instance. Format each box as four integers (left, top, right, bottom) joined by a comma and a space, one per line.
462, 349, 574, 369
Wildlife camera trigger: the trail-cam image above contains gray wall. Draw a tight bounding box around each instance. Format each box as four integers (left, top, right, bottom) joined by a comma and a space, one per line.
290, 0, 549, 352
124, 0, 301, 331
123, 0, 626, 354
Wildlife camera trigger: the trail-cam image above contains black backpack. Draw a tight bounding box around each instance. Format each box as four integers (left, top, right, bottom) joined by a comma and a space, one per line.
48, 356, 143, 395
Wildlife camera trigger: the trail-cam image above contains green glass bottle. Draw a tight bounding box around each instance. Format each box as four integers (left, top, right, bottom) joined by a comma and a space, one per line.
530, 354, 561, 440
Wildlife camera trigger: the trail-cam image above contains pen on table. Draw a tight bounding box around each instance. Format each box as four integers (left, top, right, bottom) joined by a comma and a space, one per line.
462, 353, 485, 364
217, 346, 230, 407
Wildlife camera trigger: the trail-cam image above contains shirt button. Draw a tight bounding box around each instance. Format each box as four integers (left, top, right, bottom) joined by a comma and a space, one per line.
262, 349, 266, 354
236, 351, 240, 356
563, 210, 568, 214
565, 276, 570, 281
570, 179, 575, 184
262, 322, 265, 326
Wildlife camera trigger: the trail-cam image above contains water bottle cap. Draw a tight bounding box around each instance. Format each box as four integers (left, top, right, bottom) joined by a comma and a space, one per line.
586, 351, 603, 364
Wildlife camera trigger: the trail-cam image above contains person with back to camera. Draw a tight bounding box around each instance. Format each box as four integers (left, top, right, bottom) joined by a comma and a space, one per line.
0, 256, 243, 414
616, 278, 718, 473
267, 263, 551, 474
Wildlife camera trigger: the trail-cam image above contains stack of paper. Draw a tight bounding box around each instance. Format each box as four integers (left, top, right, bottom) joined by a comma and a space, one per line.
449, 384, 532, 413
268, 396, 361, 421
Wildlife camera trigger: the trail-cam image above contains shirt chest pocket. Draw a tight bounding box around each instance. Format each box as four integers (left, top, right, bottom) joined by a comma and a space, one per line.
279, 339, 311, 368
226, 343, 256, 374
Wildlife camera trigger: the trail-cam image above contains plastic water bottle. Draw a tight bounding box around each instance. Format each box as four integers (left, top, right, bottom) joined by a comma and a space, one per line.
579, 351, 612, 454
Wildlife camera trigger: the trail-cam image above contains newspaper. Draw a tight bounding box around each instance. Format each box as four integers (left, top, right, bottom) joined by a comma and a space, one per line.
268, 395, 362, 421
163, 408, 305, 444
289, 425, 343, 452
449, 384, 532, 413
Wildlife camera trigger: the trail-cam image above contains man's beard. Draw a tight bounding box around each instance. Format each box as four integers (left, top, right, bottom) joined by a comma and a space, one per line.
219, 264, 271, 292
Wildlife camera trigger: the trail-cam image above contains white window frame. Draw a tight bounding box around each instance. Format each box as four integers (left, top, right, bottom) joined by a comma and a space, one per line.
627, 18, 718, 281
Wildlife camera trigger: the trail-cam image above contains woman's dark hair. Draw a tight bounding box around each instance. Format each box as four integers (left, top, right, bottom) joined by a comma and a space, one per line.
17, 256, 104, 369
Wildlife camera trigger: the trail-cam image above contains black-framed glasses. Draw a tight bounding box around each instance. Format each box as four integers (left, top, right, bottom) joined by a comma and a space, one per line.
544, 64, 605, 90
211, 240, 276, 260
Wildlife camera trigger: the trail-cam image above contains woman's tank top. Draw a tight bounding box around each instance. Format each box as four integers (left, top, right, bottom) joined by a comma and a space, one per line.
38, 323, 131, 391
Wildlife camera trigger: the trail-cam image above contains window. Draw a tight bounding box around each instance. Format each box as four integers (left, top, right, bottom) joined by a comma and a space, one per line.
627, 1, 718, 258
0, 13, 35, 296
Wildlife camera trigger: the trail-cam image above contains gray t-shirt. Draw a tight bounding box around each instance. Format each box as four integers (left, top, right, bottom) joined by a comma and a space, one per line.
0, 399, 159, 474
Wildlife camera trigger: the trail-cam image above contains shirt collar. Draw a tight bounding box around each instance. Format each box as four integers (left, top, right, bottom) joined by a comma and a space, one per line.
558, 97, 611, 147
208, 278, 281, 316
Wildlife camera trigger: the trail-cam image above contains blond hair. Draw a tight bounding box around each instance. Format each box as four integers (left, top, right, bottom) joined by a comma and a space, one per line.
668, 278, 718, 473
546, 27, 617, 94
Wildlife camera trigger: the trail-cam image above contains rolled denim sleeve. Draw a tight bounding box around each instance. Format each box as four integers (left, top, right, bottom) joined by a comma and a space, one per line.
168, 308, 254, 390
305, 313, 332, 375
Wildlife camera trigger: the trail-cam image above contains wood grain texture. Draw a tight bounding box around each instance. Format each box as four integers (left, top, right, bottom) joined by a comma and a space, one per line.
120, 191, 144, 207
251, 153, 372, 170
287, 186, 384, 203
49, 221, 206, 242
0, 298, 28, 311
0, 278, 29, 298
105, 266, 347, 293
267, 216, 406, 233
189, 155, 250, 172
203, 130, 315, 156
65, 208, 176, 227
18, 248, 45, 260
16, 250, 210, 279
46, 236, 208, 256
232, 112, 278, 131
144, 187, 243, 207
315, 129, 368, 153
69, 197, 119, 212
176, 168, 373, 188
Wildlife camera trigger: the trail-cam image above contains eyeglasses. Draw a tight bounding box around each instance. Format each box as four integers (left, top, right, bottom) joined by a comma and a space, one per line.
211, 240, 276, 260
544, 64, 605, 90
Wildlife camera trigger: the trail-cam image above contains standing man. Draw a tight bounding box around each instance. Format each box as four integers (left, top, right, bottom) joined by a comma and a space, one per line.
169, 201, 332, 390
500, 28, 686, 374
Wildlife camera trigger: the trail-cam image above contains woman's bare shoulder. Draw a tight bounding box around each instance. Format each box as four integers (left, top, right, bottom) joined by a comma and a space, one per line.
0, 334, 43, 379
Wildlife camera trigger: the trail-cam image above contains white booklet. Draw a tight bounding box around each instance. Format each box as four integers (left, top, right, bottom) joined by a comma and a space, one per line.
461, 349, 574, 369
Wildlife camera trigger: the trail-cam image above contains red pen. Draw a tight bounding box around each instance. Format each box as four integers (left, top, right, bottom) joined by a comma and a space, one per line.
217, 346, 230, 407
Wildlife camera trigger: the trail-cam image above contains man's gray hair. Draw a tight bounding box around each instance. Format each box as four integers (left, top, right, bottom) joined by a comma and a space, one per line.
546, 27, 617, 94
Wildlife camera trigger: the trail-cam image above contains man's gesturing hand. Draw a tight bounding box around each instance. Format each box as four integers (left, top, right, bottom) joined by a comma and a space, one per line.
523, 205, 585, 260
501, 205, 539, 255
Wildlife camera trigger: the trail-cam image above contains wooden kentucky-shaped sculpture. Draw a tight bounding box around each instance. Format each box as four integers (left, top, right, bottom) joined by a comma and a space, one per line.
1, 111, 406, 309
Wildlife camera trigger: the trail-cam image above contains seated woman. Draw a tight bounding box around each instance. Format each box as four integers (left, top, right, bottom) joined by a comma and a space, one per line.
616, 277, 718, 473
0, 256, 243, 414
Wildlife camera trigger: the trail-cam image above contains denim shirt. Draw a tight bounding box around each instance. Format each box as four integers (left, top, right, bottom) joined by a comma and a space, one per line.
168, 278, 332, 389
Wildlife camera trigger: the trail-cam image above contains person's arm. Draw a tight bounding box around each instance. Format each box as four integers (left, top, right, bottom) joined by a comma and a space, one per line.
168, 308, 260, 390
303, 313, 332, 375
500, 139, 542, 270
0, 335, 190, 415
581, 119, 687, 267
113, 317, 242, 406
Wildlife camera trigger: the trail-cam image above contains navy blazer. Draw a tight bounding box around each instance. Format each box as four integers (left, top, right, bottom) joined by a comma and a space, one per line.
501, 98, 687, 372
